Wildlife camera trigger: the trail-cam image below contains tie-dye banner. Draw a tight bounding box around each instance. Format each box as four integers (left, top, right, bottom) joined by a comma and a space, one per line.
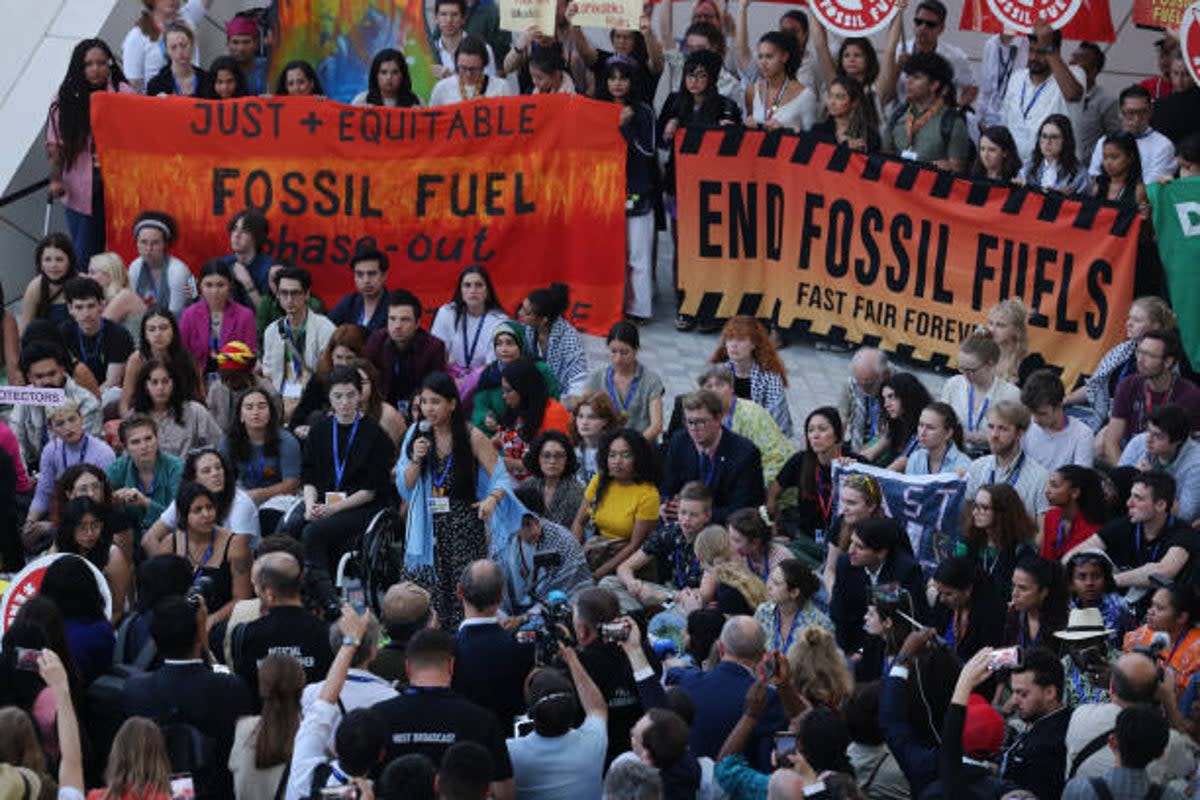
270, 0, 438, 103
91, 93, 628, 335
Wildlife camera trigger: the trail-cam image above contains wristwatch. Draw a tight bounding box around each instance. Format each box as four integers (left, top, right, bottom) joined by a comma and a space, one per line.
341, 635, 361, 648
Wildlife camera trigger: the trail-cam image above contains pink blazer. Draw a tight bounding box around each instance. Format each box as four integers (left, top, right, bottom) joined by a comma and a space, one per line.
178, 300, 258, 372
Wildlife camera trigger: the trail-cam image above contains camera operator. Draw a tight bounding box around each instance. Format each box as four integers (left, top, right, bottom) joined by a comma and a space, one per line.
1055, 608, 1119, 706
1065, 649, 1198, 789
502, 485, 593, 613
573, 587, 653, 767
453, 559, 535, 731
506, 642, 609, 798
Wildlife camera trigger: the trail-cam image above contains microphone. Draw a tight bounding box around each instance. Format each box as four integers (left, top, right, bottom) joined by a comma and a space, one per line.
409, 419, 433, 460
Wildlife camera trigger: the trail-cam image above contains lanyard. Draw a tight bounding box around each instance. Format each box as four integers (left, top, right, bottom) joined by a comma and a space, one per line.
989, 452, 1026, 487
865, 397, 879, 439
1020, 77, 1050, 120
763, 78, 789, 121
431, 453, 454, 496
461, 314, 486, 367
1054, 517, 1069, 554
606, 366, 641, 415
60, 436, 90, 473
723, 397, 737, 429
184, 530, 215, 581
995, 44, 1015, 100
77, 322, 105, 372
773, 606, 803, 654
967, 384, 989, 432
903, 433, 919, 457
1143, 376, 1175, 419
283, 318, 305, 377
332, 414, 361, 491
1135, 522, 1165, 564
698, 451, 718, 487
815, 467, 834, 523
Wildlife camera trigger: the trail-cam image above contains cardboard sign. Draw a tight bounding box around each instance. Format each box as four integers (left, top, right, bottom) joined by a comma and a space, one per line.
0, 386, 66, 407
573, 0, 642, 31
500, 0, 557, 34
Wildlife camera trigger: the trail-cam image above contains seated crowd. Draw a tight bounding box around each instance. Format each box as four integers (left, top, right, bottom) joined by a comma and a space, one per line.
1, 1, 1199, 799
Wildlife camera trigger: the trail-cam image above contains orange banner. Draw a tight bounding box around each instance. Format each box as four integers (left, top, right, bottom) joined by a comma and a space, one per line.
91, 93, 628, 335
675, 129, 1139, 388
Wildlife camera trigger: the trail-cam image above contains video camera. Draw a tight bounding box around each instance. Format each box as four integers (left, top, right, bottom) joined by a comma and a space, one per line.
515, 589, 576, 665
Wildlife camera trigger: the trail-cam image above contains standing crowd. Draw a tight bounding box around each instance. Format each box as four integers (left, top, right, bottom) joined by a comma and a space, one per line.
1, 0, 1199, 799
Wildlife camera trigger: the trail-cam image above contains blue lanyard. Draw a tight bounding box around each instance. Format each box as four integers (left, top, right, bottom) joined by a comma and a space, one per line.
431, 453, 454, 496
967, 384, 989, 432
865, 397, 878, 439
989, 452, 1026, 487
60, 436, 90, 473
77, 322, 105, 373
903, 433, 919, 456
1054, 517, 1068, 554
1020, 77, 1050, 120
773, 605, 803, 654
183, 529, 215, 582
283, 319, 305, 377
723, 397, 737, 429
698, 451, 718, 486
332, 414, 361, 491
209, 314, 221, 361
1135, 522, 1166, 564
606, 366, 641, 415
461, 314, 486, 367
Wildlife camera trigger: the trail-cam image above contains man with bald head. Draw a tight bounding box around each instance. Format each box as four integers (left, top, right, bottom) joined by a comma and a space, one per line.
676, 616, 786, 768
839, 348, 892, 460
452, 559, 534, 730
232, 550, 334, 692
1064, 651, 1198, 785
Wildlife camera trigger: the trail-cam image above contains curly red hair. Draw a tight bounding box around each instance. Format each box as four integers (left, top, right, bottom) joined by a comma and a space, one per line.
709, 315, 789, 387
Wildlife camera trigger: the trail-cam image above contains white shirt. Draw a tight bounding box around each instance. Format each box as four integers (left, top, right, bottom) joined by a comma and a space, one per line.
1003, 66, 1087, 160
120, 0, 206, 85
966, 449, 1051, 521
940, 375, 1021, 436
156, 489, 262, 543
434, 37, 499, 78
301, 668, 398, 751
428, 74, 514, 107
429, 305, 508, 369
977, 35, 1028, 130
1088, 127, 1176, 183
1023, 418, 1095, 472
895, 38, 977, 103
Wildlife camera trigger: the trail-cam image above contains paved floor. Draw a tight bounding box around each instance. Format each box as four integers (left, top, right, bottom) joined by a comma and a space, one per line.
579, 233, 947, 446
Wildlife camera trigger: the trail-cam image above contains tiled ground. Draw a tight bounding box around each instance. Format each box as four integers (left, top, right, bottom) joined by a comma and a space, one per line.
579, 233, 947, 446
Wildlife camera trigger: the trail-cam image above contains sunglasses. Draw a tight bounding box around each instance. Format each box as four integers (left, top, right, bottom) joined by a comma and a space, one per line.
913, 17, 940, 27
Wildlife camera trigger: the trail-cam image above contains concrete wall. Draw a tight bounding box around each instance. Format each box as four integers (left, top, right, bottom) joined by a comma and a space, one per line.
0, 0, 1162, 309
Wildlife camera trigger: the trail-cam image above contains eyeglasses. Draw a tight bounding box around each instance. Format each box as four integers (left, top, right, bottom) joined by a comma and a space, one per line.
959, 363, 985, 376
913, 17, 940, 27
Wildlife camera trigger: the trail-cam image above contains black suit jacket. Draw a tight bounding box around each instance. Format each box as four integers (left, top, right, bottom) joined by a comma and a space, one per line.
123, 662, 253, 800
452, 620, 534, 731
830, 549, 929, 657
660, 428, 765, 524
232, 605, 334, 704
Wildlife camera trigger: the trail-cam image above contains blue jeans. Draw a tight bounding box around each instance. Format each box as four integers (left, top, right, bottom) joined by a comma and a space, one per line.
63, 168, 105, 267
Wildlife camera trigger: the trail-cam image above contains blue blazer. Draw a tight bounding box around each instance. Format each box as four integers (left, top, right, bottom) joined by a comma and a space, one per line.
452, 621, 534, 731
660, 428, 765, 524
676, 660, 785, 769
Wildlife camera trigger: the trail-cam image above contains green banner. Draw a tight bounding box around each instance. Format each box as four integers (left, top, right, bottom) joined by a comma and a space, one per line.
1148, 176, 1200, 367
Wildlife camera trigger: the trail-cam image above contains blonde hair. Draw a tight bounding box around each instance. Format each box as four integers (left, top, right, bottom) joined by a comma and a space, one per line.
46, 398, 82, 423
101, 717, 172, 798
0, 707, 45, 774
88, 252, 129, 300
988, 298, 1028, 381
958, 328, 1001, 367
693, 525, 768, 609
1131, 296, 1178, 331
788, 626, 853, 709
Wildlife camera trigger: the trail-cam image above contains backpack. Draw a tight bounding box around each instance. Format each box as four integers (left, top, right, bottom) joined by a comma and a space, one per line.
887, 101, 976, 167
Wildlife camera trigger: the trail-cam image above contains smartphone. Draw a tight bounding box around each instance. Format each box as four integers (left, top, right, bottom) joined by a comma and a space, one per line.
773, 732, 797, 759
319, 787, 359, 799
14, 647, 40, 672
513, 714, 536, 738
600, 621, 630, 643
987, 646, 1022, 672
342, 578, 366, 614
759, 653, 778, 682
170, 773, 195, 800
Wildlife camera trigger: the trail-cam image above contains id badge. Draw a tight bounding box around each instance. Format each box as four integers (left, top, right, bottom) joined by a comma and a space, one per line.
282, 380, 303, 399
900, 149, 918, 161
428, 496, 450, 514
325, 491, 346, 505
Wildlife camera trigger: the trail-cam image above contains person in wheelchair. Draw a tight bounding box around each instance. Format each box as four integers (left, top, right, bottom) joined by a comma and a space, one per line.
299, 366, 395, 613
